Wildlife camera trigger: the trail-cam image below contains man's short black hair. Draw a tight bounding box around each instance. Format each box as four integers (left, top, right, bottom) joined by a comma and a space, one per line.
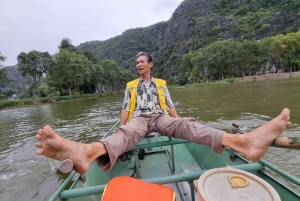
136, 51, 153, 63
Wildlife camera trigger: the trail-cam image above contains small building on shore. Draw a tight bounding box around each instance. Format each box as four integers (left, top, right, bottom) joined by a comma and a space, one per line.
11, 94, 19, 100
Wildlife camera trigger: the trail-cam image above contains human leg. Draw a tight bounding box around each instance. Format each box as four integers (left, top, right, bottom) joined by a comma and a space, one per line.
222, 108, 291, 161
156, 108, 291, 162
36, 117, 149, 174
98, 116, 149, 171
35, 125, 107, 174
155, 115, 225, 153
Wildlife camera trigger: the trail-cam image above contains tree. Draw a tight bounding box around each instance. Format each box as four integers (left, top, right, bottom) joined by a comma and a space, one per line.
235, 40, 264, 77
17, 51, 53, 101
0, 68, 7, 84
180, 51, 195, 83
81, 50, 101, 93
49, 49, 93, 95
90, 64, 104, 93
0, 51, 6, 67
284, 32, 300, 74
37, 85, 48, 97
0, 52, 7, 84
100, 59, 120, 91
0, 52, 7, 98
59, 38, 77, 52
193, 40, 237, 80
82, 50, 99, 64
119, 69, 138, 90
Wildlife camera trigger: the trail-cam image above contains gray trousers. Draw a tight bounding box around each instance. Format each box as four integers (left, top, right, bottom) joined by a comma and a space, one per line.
98, 114, 225, 172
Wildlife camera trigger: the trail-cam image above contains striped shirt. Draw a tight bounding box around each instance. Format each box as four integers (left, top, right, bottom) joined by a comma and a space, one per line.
122, 77, 174, 118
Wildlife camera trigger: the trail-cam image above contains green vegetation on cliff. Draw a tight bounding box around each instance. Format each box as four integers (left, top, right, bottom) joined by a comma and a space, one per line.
77, 0, 300, 83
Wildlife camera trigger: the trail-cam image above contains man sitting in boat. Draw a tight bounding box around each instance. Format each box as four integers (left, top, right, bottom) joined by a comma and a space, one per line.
35, 51, 291, 174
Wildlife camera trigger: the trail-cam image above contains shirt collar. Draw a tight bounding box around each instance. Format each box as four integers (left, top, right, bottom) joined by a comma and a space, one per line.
139, 77, 155, 84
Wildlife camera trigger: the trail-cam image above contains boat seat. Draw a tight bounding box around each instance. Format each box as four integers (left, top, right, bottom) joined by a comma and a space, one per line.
116, 133, 161, 162
138, 132, 161, 159
134, 134, 176, 177
117, 132, 176, 177
101, 176, 176, 201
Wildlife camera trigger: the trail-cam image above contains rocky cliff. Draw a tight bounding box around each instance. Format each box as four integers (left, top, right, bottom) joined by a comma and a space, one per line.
77, 0, 300, 81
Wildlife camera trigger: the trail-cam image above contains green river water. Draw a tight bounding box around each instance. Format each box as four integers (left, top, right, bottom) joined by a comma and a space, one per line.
0, 78, 300, 200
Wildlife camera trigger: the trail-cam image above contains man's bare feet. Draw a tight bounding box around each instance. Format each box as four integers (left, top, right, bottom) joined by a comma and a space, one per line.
35, 125, 107, 174
227, 108, 291, 161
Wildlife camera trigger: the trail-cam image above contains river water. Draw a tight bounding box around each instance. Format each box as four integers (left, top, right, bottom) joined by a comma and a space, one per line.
0, 78, 300, 200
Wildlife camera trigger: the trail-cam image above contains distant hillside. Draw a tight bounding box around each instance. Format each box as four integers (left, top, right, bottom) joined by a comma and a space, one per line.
0, 65, 26, 97
77, 0, 300, 82
6, 65, 26, 86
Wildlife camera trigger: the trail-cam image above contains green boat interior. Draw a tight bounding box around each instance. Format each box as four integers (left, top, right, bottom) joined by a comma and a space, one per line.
50, 121, 300, 201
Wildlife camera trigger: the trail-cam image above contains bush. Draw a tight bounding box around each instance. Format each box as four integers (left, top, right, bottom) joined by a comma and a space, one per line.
3, 88, 17, 97
53, 96, 74, 101
281, 26, 298, 35
0, 100, 18, 109
260, 23, 271, 33
167, 85, 181, 89
288, 0, 300, 9
39, 97, 51, 103
227, 78, 236, 83
0, 93, 5, 100
37, 85, 48, 97
197, 80, 229, 87
0, 92, 122, 110
170, 76, 179, 85
23, 99, 34, 105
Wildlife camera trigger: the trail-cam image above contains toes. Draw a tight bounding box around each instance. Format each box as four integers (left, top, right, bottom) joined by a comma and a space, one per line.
43, 125, 56, 139
36, 134, 43, 141
35, 142, 43, 148
281, 108, 290, 119
286, 116, 290, 122
37, 129, 44, 137
37, 129, 48, 140
36, 149, 44, 155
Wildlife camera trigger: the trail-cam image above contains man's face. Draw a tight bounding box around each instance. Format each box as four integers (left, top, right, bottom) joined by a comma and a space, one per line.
136, 55, 153, 76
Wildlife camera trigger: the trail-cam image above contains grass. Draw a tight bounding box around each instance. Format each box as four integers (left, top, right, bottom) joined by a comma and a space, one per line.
0, 92, 123, 110
0, 99, 35, 109
167, 85, 183, 89
197, 78, 236, 87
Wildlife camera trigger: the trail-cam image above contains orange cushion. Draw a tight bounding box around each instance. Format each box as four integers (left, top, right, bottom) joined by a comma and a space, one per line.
101, 176, 176, 201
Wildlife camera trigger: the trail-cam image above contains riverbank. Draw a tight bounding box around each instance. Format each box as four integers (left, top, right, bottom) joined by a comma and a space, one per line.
168, 71, 300, 89
1, 72, 300, 110
235, 71, 300, 82
0, 92, 122, 110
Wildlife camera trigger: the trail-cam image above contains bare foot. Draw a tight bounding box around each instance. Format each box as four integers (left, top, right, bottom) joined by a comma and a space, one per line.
240, 108, 291, 161
35, 125, 107, 174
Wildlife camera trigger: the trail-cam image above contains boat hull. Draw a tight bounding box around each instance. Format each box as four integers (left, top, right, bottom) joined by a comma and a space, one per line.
62, 136, 300, 201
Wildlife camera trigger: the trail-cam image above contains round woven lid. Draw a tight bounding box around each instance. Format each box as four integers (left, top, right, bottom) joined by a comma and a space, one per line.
197, 168, 281, 201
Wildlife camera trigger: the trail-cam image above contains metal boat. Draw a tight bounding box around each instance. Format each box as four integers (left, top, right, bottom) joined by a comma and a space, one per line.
49, 120, 300, 201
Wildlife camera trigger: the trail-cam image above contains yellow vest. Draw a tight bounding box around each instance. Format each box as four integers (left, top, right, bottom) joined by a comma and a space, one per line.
127, 78, 168, 121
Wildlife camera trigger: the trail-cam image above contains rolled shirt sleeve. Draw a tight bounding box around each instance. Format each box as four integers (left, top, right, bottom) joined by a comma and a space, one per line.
164, 87, 174, 109
121, 88, 131, 111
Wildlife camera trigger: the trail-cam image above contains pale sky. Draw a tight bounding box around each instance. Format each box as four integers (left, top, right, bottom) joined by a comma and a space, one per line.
0, 0, 184, 66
